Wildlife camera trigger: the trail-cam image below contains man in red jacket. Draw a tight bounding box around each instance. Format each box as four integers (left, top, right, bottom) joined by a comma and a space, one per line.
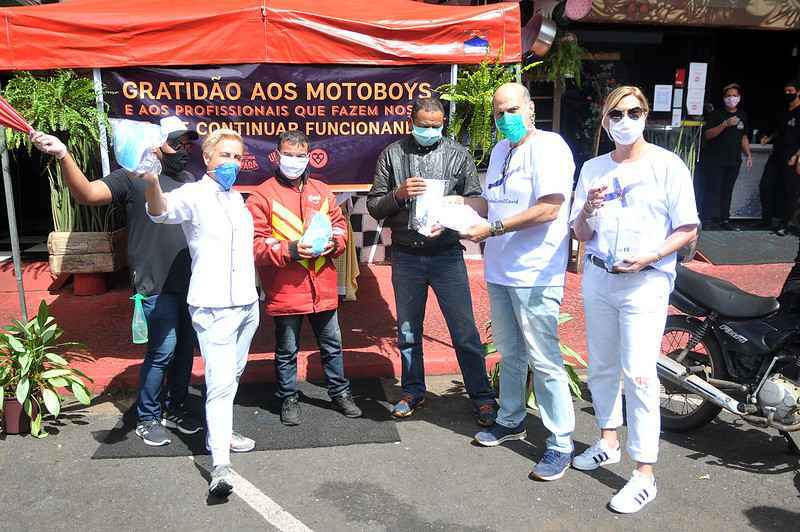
247, 131, 362, 425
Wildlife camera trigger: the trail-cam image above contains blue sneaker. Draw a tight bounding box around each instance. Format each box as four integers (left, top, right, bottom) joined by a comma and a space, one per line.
474, 421, 526, 447
531, 449, 572, 481
391, 394, 425, 418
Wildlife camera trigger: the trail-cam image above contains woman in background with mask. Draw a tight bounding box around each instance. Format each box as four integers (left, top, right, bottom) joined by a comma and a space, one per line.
246, 130, 361, 428
145, 127, 259, 499
569, 86, 699, 513
696, 83, 752, 230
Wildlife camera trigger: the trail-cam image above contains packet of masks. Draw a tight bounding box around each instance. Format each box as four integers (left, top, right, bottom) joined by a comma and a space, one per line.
410, 178, 447, 236
436, 203, 487, 234
110, 118, 167, 174
299, 212, 333, 257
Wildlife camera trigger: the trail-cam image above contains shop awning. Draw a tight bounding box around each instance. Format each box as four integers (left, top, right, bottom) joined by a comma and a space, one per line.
0, 0, 522, 71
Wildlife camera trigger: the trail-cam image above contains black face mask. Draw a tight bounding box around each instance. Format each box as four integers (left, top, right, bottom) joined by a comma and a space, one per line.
785, 92, 798, 106
162, 150, 189, 177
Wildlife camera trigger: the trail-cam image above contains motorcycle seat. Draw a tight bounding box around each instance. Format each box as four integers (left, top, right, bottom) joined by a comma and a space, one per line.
674, 264, 780, 319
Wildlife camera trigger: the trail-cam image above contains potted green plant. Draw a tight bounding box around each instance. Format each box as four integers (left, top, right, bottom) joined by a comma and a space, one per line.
0, 300, 93, 437
486, 313, 586, 407
437, 57, 541, 167
3, 70, 126, 282
540, 33, 586, 90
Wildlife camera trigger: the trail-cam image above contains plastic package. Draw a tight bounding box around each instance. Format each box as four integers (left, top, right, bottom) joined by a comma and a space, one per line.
299, 212, 333, 256
436, 203, 487, 233
130, 294, 149, 344
110, 118, 167, 173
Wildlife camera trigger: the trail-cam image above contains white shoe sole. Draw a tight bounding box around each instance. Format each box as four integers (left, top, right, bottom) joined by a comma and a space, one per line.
609, 494, 655, 514
209, 479, 234, 498
530, 467, 568, 481
474, 430, 527, 447
136, 432, 171, 447
572, 453, 621, 471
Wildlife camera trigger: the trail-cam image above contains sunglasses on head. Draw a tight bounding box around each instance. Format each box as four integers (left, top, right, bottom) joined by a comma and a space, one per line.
607, 107, 645, 122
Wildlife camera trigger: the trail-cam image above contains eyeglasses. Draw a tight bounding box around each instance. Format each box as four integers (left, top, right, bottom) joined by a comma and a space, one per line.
607, 107, 645, 122
167, 138, 193, 151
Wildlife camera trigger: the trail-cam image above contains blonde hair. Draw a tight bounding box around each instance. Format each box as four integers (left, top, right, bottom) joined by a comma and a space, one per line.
202, 127, 244, 157
601, 86, 650, 126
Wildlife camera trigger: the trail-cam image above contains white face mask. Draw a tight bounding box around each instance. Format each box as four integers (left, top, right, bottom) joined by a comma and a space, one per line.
279, 154, 309, 179
608, 116, 645, 146
724, 96, 740, 108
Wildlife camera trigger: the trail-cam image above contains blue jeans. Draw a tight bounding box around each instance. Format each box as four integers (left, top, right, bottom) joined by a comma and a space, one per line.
391, 247, 495, 404
488, 283, 574, 453
137, 292, 196, 422
273, 310, 350, 400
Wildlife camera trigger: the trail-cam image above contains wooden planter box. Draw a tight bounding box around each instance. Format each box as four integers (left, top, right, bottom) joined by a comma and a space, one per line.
47, 228, 128, 275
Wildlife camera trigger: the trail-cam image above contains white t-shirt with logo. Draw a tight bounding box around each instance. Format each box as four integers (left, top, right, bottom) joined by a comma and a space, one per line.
568, 145, 700, 286
483, 131, 576, 287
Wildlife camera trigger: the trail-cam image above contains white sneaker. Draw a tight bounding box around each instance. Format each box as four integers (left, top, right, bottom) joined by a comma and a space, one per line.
572, 439, 622, 471
609, 470, 657, 514
205, 431, 255, 453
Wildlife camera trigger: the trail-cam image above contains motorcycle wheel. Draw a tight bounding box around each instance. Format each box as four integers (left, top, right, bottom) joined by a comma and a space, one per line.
660, 315, 727, 432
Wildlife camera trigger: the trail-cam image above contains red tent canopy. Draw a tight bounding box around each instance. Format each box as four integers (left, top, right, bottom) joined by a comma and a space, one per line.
0, 0, 521, 71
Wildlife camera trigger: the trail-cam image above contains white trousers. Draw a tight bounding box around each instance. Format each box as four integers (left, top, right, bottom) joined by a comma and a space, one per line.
581, 262, 670, 464
190, 302, 259, 466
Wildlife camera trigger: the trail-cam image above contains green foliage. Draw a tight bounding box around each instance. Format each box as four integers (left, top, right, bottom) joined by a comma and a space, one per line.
3, 70, 120, 232
645, 123, 703, 178
0, 300, 93, 438
541, 35, 586, 90
486, 313, 587, 406
437, 57, 541, 167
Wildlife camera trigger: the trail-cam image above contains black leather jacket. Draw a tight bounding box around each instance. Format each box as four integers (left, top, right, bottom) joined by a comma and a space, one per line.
367, 136, 482, 253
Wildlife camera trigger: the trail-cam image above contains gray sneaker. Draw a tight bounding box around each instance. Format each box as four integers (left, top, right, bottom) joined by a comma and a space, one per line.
161, 408, 203, 435
206, 432, 255, 453
135, 419, 172, 447
208, 465, 234, 498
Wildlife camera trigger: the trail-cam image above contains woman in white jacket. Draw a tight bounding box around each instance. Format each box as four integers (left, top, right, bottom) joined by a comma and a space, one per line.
144, 127, 258, 498
569, 86, 699, 513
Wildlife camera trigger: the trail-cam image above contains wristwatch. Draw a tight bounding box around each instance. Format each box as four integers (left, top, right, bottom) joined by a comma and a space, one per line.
489, 220, 505, 237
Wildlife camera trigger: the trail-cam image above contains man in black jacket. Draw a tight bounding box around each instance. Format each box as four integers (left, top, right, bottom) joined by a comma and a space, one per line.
367, 97, 496, 425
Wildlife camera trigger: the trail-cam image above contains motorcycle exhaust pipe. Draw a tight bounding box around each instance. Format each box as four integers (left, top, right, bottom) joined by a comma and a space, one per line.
657, 355, 746, 415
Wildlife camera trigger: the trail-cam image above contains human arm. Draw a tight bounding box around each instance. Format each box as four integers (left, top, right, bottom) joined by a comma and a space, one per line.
246, 192, 302, 267
703, 116, 738, 141
366, 148, 425, 220
613, 224, 698, 272
30, 131, 112, 205
326, 189, 347, 257
742, 136, 753, 169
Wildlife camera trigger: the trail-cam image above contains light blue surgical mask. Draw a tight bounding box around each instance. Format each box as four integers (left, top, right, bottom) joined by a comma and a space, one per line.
495, 112, 528, 144
210, 162, 240, 191
412, 125, 443, 147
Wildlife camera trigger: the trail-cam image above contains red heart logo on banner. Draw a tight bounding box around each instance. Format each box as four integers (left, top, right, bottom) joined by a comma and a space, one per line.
309, 148, 329, 169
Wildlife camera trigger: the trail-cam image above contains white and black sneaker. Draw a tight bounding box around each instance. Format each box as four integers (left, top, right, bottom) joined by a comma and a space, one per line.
609, 470, 657, 514
572, 439, 622, 471
135, 419, 172, 447
208, 465, 234, 498
162, 408, 203, 435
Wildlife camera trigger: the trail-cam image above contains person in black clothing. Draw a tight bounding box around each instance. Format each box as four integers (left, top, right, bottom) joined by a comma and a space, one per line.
697, 83, 752, 230
759, 80, 800, 235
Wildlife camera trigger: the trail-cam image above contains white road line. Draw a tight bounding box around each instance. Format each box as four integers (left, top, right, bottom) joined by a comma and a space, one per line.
192, 457, 314, 532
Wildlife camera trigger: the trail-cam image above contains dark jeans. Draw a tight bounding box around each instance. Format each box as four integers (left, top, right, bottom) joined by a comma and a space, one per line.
137, 292, 196, 422
700, 162, 740, 222
273, 310, 350, 400
760, 154, 785, 226
390, 246, 495, 404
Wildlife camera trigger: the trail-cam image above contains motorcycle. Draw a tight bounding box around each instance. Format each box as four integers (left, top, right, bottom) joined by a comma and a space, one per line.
657, 261, 800, 453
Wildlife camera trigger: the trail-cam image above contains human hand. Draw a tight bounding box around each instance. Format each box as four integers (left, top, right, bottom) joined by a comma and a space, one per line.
725, 117, 740, 128
428, 224, 444, 239
583, 185, 609, 215
297, 242, 316, 259
395, 176, 427, 201
746, 156, 753, 170
320, 240, 335, 256
613, 253, 659, 273
760, 135, 769, 145
29, 131, 67, 160
789, 154, 798, 167
460, 221, 491, 243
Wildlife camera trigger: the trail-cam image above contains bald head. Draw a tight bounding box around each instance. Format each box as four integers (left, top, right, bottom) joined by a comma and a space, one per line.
492, 82, 535, 131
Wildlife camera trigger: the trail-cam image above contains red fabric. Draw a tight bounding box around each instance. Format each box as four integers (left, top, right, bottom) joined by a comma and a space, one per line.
0, 96, 33, 133
0, 0, 521, 71
246, 176, 346, 317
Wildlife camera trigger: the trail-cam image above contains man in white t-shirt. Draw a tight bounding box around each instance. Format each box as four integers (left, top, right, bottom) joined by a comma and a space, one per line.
456, 82, 576, 481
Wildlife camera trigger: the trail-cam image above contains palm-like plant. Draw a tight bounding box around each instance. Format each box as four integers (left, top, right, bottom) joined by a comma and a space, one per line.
0, 300, 93, 437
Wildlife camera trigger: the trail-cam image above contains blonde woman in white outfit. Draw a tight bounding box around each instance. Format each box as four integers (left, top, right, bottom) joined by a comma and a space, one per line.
569, 86, 699, 513
144, 128, 259, 498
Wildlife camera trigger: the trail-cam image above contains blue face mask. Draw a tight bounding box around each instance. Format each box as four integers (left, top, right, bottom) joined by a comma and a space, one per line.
210, 162, 240, 191
495, 112, 529, 144
412, 125, 443, 147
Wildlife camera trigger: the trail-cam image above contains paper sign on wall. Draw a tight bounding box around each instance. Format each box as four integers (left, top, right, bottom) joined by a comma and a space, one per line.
653, 85, 672, 112
686, 62, 708, 116
671, 108, 682, 127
